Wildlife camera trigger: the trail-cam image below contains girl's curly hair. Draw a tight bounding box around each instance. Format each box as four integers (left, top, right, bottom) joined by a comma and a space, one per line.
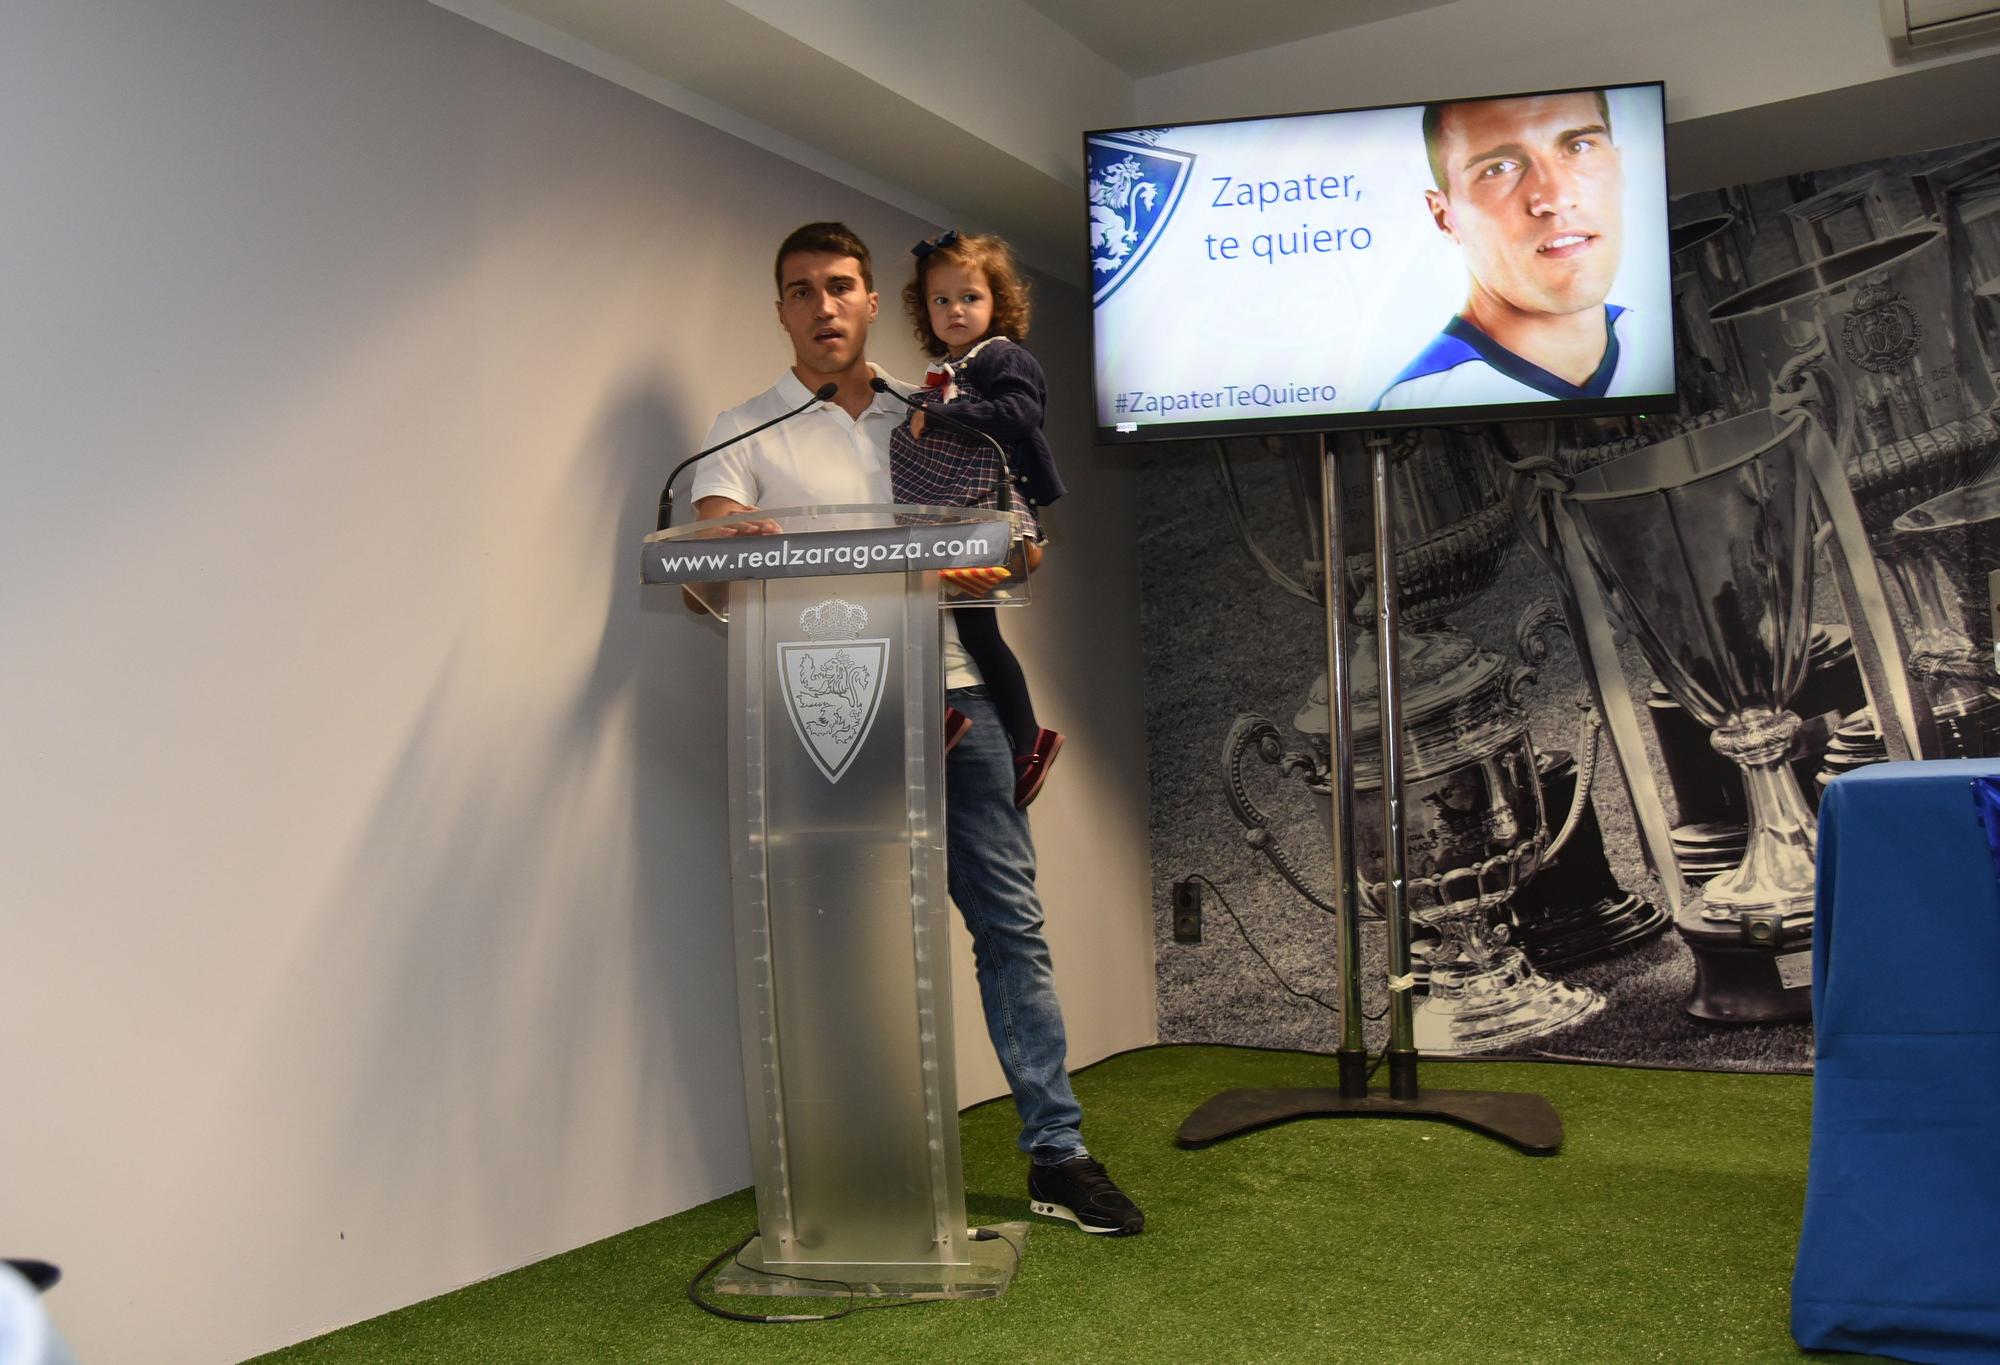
903, 231, 1032, 357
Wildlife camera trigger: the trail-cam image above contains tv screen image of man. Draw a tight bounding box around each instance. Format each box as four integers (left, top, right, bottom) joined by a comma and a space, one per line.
1374, 88, 1664, 411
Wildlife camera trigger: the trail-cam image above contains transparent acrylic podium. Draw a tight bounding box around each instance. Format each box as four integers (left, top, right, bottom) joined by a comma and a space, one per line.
642, 504, 1028, 1300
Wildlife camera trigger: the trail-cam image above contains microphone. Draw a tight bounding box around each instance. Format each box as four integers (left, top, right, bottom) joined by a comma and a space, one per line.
868, 376, 1015, 514
656, 382, 839, 530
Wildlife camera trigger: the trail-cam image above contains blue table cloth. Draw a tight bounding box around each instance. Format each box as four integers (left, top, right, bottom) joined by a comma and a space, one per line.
1792, 759, 2000, 1362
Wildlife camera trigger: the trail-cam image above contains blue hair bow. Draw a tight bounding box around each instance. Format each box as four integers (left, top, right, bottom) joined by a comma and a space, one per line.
912, 228, 960, 258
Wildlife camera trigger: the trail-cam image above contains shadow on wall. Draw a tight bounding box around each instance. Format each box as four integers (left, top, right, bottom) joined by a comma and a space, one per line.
219, 374, 747, 1302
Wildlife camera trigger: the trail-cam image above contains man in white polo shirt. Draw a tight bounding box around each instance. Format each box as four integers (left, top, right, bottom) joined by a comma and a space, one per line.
689, 222, 1143, 1236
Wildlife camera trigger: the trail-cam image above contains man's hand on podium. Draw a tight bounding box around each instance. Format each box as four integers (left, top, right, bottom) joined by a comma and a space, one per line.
692, 495, 782, 536
682, 496, 781, 615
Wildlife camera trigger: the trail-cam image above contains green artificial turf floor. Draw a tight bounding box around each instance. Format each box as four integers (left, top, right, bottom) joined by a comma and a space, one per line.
252, 1045, 1882, 1364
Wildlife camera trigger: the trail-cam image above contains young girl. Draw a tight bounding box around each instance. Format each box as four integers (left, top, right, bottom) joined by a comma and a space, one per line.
891, 230, 1067, 808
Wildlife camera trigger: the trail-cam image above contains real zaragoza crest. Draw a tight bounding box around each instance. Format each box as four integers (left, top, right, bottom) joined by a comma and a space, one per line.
777, 598, 889, 784
1086, 130, 1195, 308
1839, 280, 1922, 373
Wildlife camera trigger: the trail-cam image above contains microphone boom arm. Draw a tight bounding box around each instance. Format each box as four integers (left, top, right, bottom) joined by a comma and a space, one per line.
657, 382, 838, 530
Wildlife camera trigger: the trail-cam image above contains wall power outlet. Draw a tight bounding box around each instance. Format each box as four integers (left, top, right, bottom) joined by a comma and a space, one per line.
1172, 879, 1202, 944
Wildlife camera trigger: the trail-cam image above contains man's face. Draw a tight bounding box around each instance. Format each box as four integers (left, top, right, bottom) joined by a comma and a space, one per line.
1425, 92, 1623, 320
774, 251, 878, 374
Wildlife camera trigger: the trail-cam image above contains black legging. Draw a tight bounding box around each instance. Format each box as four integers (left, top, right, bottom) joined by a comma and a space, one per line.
952, 607, 1039, 756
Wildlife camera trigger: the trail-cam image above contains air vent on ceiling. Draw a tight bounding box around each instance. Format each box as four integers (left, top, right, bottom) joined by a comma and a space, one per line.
1882, 0, 2000, 60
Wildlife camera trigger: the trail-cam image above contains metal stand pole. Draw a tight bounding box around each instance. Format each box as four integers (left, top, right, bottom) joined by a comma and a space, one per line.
1178, 430, 1565, 1155
1369, 434, 1422, 1102
1323, 435, 1370, 1099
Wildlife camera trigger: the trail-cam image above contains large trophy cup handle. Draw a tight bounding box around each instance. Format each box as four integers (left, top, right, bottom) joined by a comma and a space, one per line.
1772, 330, 1939, 760
1496, 448, 1686, 915
1212, 441, 1323, 606
1508, 600, 1603, 863
1772, 328, 1854, 459
1222, 714, 1338, 915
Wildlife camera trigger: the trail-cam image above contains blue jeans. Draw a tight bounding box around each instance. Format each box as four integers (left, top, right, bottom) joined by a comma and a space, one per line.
945, 687, 1086, 1164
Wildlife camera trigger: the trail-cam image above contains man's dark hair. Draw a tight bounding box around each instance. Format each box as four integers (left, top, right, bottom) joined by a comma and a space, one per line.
773, 221, 873, 294
1422, 89, 1613, 193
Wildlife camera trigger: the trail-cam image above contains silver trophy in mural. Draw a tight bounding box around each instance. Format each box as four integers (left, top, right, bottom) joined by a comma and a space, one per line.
1562, 410, 1824, 1021
1214, 432, 1643, 1054
1832, 146, 2000, 764
1865, 412, 2000, 738
1915, 144, 2000, 383
1506, 218, 1965, 1020
1507, 411, 1867, 936
1710, 224, 2000, 760
1215, 430, 1663, 976
1888, 466, 2000, 722
1671, 213, 1754, 415
1782, 169, 1900, 263
1224, 617, 1604, 1055
1713, 226, 1994, 487
1643, 624, 1866, 879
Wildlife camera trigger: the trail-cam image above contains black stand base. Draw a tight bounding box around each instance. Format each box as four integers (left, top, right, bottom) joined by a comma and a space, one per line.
1336, 1047, 1370, 1097
1178, 1083, 1564, 1155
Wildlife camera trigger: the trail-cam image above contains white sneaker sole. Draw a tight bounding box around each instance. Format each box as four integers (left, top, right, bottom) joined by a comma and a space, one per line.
1029, 1197, 1126, 1234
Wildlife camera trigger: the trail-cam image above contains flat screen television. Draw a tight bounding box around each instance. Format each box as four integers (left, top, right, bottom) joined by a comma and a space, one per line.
1085, 81, 1673, 442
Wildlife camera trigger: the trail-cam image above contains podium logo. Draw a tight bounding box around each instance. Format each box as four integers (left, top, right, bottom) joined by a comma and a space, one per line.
777, 599, 891, 784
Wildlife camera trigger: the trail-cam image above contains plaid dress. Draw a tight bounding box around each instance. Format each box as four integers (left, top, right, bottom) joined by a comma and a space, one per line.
889, 338, 1041, 540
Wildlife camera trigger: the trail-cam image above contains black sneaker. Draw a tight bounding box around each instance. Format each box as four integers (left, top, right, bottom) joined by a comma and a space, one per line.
1028, 1155, 1144, 1235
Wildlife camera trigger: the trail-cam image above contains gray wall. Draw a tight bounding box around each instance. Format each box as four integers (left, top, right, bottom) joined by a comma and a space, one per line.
0, 3, 1154, 1360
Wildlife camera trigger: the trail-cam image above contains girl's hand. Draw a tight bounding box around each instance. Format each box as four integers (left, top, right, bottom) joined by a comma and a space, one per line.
940, 565, 1008, 596
908, 410, 926, 440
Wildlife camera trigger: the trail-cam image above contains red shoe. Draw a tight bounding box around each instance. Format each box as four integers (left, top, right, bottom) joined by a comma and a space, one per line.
944, 707, 972, 754
1013, 729, 1064, 808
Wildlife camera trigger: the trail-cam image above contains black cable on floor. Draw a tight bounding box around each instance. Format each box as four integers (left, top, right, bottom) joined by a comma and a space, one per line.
1186, 873, 1388, 1020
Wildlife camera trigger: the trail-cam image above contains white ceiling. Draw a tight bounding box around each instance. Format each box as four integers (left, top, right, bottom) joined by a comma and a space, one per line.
434, 0, 2000, 286
1018, 0, 1459, 76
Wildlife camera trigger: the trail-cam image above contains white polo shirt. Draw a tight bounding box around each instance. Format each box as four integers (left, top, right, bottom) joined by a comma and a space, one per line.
691, 365, 983, 688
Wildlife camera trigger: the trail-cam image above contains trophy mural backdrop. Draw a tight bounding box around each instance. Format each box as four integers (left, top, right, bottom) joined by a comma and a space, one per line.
1140, 134, 2000, 1070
